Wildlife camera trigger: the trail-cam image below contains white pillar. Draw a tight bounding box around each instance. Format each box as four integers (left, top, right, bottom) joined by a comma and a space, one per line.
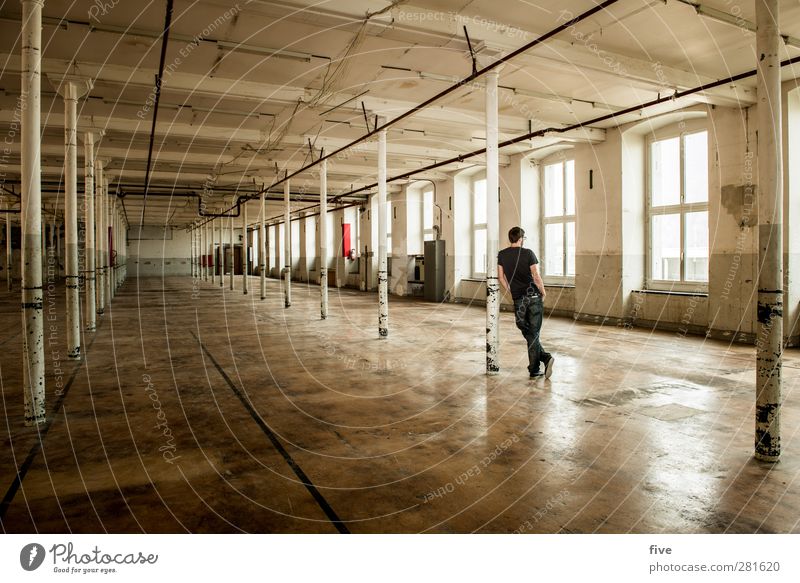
229, 212, 234, 290
284, 180, 292, 308
106, 196, 111, 299
242, 201, 248, 294
40, 215, 45, 276
204, 222, 209, 281
56, 220, 61, 277
120, 211, 126, 285
56, 78, 91, 360
48, 219, 55, 268
21, 0, 45, 425
485, 67, 501, 374
112, 210, 117, 289
202, 225, 206, 280
105, 178, 112, 302
377, 123, 388, 337
320, 160, 328, 319
198, 223, 203, 281
84, 132, 96, 330
5, 205, 11, 291
114, 211, 118, 287
755, 0, 783, 462
212, 221, 217, 285
121, 210, 125, 287
198, 224, 202, 281
260, 192, 266, 300
218, 220, 223, 287
94, 159, 105, 315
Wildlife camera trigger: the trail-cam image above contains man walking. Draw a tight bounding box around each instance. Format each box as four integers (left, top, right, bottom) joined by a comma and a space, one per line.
497, 227, 554, 379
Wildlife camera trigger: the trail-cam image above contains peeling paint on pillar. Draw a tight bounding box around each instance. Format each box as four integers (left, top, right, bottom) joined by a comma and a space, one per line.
284, 180, 292, 308
21, 0, 46, 426
756, 288, 782, 461
83, 132, 96, 331
58, 79, 89, 360
754, 0, 783, 463
208, 224, 213, 284
484, 65, 501, 374
218, 222, 223, 288
755, 403, 781, 459
320, 266, 328, 319
5, 209, 12, 292
95, 160, 105, 316
377, 124, 388, 338
242, 202, 248, 295
378, 270, 388, 337
22, 255, 45, 425
756, 293, 782, 323
486, 279, 500, 373
260, 191, 266, 301
229, 214, 234, 291
320, 160, 328, 319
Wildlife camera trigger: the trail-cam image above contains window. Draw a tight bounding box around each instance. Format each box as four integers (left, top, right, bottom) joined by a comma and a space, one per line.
472, 176, 487, 278
423, 188, 435, 242
541, 159, 576, 282
252, 228, 258, 268
267, 225, 276, 271
647, 129, 708, 290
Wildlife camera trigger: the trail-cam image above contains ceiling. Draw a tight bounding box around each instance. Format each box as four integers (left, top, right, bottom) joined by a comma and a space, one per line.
0, 0, 798, 228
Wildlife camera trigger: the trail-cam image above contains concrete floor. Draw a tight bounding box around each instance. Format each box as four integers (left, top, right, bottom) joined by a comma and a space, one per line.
1, 275, 799, 533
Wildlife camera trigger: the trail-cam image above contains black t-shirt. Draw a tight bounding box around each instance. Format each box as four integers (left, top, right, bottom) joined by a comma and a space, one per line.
497, 246, 539, 300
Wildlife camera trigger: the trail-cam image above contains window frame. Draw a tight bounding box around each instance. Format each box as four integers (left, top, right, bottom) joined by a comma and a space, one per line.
540, 158, 576, 285
471, 172, 488, 279
646, 124, 709, 292
422, 187, 435, 244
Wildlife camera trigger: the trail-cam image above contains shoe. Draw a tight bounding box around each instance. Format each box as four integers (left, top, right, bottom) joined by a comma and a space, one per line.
543, 355, 555, 379
529, 370, 544, 378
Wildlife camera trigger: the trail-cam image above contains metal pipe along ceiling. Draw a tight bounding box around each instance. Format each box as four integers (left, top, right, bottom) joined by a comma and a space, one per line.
250, 51, 800, 229
194, 0, 623, 228
140, 0, 174, 227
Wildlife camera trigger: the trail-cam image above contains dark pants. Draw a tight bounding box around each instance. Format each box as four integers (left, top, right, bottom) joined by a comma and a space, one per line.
514, 294, 549, 374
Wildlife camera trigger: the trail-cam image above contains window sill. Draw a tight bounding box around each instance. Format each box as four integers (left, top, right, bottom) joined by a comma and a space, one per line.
634, 289, 708, 298
461, 278, 575, 289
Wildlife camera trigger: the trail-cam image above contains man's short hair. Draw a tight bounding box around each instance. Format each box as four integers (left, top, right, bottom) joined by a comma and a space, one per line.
508, 227, 525, 244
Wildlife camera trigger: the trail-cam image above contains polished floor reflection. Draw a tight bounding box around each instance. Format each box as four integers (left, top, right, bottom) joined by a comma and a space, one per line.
1, 277, 798, 533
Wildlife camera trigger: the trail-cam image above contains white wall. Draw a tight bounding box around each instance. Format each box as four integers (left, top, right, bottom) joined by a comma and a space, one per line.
127, 226, 191, 276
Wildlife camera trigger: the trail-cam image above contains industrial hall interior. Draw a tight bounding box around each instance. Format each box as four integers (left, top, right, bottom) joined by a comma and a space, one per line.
1, 0, 800, 535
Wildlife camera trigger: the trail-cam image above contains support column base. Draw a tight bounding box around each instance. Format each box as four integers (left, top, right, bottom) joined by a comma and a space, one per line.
754, 452, 780, 463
